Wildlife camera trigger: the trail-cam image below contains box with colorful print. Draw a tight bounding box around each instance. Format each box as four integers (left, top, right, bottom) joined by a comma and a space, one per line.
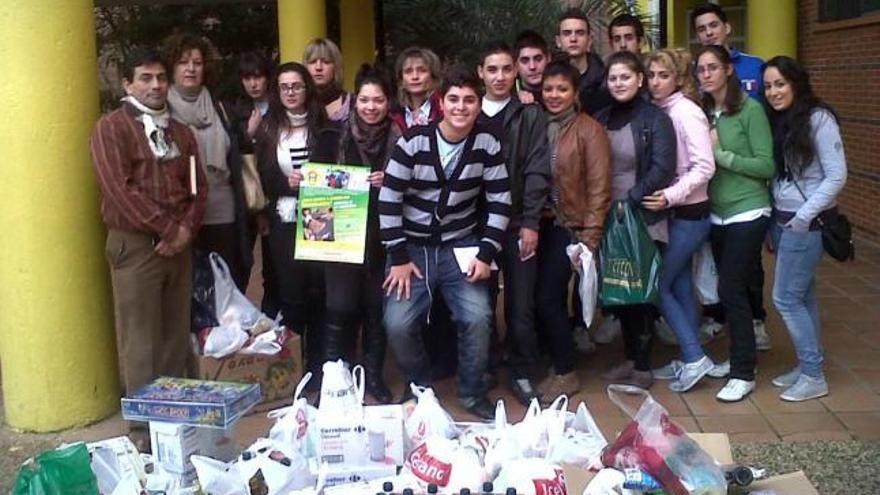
121, 377, 261, 428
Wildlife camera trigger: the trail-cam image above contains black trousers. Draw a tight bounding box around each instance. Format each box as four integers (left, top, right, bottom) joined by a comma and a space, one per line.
196, 222, 248, 291
492, 229, 539, 379
613, 304, 657, 372
710, 216, 771, 381
535, 220, 576, 375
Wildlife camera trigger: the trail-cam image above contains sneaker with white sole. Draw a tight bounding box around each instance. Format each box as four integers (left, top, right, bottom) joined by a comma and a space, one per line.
669, 356, 715, 393
780, 374, 828, 402
593, 316, 621, 344
754, 319, 771, 351
707, 360, 731, 378
699, 318, 725, 343
653, 360, 683, 380
716, 378, 755, 402
655, 318, 678, 346
573, 325, 597, 354
772, 367, 801, 388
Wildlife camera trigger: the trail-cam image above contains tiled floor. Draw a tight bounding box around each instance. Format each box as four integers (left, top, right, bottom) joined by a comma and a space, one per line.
9, 235, 880, 451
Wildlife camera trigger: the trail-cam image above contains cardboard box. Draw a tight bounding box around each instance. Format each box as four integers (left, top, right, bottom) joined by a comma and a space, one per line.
309, 458, 398, 487
316, 414, 371, 466
122, 377, 261, 428
364, 404, 406, 466
148, 421, 237, 486
192, 332, 303, 412
563, 432, 819, 495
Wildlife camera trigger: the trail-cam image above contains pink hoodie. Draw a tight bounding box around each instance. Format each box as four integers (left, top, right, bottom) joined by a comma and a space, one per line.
655, 91, 715, 207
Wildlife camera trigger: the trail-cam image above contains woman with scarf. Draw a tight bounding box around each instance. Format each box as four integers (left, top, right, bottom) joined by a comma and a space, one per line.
255, 62, 337, 382
594, 51, 677, 390
535, 60, 611, 404
303, 38, 351, 124
763, 56, 846, 402
320, 64, 401, 402
164, 33, 251, 290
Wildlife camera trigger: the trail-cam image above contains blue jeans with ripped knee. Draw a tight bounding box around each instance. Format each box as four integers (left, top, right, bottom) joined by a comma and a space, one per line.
383, 237, 492, 399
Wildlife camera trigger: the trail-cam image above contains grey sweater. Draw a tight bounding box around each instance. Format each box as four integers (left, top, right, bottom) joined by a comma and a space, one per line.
773, 109, 847, 229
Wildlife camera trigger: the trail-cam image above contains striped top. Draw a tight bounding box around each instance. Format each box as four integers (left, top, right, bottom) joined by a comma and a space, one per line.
378, 123, 511, 265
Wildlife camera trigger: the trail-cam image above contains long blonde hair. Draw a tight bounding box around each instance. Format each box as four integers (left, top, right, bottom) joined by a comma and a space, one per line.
645, 48, 699, 104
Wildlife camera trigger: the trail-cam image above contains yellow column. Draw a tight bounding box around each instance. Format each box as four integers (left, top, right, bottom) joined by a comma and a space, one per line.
340, 0, 376, 91
666, 0, 689, 49
278, 0, 327, 64
747, 0, 797, 59
0, 0, 119, 431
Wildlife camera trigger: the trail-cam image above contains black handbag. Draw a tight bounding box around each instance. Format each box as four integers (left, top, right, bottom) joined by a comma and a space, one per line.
791, 180, 854, 262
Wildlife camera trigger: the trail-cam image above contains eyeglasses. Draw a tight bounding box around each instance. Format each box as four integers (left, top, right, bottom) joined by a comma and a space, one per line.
280, 83, 306, 94
696, 64, 722, 75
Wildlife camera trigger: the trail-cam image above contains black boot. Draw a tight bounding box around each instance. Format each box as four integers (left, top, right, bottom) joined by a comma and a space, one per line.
324, 311, 354, 364
362, 311, 392, 403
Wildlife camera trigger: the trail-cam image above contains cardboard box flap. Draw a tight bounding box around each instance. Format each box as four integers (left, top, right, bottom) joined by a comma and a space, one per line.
749, 471, 820, 495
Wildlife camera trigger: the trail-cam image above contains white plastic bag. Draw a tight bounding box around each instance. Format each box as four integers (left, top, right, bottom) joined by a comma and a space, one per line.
547, 401, 608, 467
692, 242, 719, 305
403, 435, 487, 492
202, 324, 250, 358
319, 360, 365, 415
583, 468, 643, 495
404, 384, 458, 453
482, 400, 523, 480
239, 326, 285, 355
210, 252, 263, 330
513, 396, 568, 459
235, 438, 312, 494
191, 455, 246, 495
268, 372, 318, 459
493, 458, 568, 495
568, 243, 598, 326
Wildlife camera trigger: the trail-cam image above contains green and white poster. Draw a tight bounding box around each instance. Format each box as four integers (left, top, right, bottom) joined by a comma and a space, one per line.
294, 162, 371, 264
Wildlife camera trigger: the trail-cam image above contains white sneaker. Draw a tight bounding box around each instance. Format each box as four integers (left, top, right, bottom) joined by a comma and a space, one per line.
592, 316, 621, 344
780, 374, 828, 402
655, 318, 678, 346
652, 360, 683, 380
699, 318, 725, 343
754, 319, 771, 351
707, 360, 731, 379
716, 378, 756, 402
573, 325, 597, 354
772, 367, 801, 388
669, 356, 715, 393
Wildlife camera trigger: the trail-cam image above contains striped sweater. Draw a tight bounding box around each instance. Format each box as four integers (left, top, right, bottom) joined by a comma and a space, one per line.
378, 123, 511, 265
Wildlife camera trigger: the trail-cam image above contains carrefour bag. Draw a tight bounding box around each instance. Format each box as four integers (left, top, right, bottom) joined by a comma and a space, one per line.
600, 201, 662, 306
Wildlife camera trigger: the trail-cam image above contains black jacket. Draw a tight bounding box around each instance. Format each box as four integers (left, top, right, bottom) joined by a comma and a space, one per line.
578, 52, 613, 117
214, 100, 253, 269
495, 99, 552, 231
595, 97, 677, 225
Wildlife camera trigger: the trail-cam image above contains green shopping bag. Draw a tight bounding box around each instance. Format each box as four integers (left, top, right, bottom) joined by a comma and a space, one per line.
600, 201, 662, 306
13, 443, 99, 495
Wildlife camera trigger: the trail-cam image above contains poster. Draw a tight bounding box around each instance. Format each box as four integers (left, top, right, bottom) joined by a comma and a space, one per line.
294, 162, 371, 264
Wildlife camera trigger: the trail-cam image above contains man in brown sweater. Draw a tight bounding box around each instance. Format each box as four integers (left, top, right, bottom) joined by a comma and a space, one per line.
90, 48, 207, 413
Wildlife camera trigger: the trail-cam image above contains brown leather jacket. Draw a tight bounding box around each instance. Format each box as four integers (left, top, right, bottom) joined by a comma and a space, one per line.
552, 113, 612, 250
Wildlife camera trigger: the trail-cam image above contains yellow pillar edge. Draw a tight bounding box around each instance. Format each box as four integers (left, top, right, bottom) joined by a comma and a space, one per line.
340, 0, 377, 92
0, 0, 119, 431
278, 0, 328, 64
747, 0, 797, 59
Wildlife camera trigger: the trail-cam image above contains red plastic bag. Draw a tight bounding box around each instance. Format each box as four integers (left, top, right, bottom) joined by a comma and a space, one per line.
600, 385, 725, 495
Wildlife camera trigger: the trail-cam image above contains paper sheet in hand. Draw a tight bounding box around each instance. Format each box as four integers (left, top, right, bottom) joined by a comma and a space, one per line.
452, 247, 498, 273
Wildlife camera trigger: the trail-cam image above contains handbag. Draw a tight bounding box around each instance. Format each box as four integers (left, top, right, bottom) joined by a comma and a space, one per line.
241, 153, 268, 212
790, 179, 854, 262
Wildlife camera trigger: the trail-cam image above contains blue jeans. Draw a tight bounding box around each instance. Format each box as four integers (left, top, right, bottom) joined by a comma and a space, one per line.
659, 217, 711, 363
383, 239, 492, 398
771, 224, 825, 378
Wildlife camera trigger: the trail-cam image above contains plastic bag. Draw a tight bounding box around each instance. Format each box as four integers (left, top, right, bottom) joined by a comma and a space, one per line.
239, 326, 286, 355
404, 384, 458, 453
583, 468, 642, 495
192, 250, 218, 331
203, 324, 251, 358
601, 385, 726, 495
268, 372, 319, 459
13, 443, 99, 495
600, 201, 662, 306
193, 438, 311, 495
692, 241, 719, 305
403, 435, 487, 491
492, 458, 568, 495
567, 243, 599, 326
210, 252, 263, 330
547, 401, 607, 467
481, 401, 522, 479
512, 396, 568, 459
319, 360, 365, 415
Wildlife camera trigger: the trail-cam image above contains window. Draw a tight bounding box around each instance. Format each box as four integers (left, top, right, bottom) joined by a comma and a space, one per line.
819, 0, 880, 22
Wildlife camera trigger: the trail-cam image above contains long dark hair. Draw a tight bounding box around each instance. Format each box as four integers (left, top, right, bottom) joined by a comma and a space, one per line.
695, 45, 743, 118
763, 56, 839, 177
264, 62, 328, 140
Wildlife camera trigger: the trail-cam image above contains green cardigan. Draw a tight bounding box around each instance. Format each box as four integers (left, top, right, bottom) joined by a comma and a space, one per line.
709, 97, 775, 219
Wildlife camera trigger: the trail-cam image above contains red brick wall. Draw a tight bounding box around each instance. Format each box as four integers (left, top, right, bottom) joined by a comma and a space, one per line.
798, 0, 880, 240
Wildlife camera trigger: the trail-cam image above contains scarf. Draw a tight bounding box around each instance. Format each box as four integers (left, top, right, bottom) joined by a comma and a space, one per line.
286, 110, 309, 128
349, 112, 394, 167
168, 85, 230, 181
606, 96, 638, 131
317, 84, 343, 107
547, 106, 577, 146
121, 95, 172, 159
771, 109, 793, 181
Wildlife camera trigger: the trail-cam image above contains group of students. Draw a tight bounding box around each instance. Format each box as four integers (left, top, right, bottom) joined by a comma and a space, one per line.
94, 2, 847, 425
